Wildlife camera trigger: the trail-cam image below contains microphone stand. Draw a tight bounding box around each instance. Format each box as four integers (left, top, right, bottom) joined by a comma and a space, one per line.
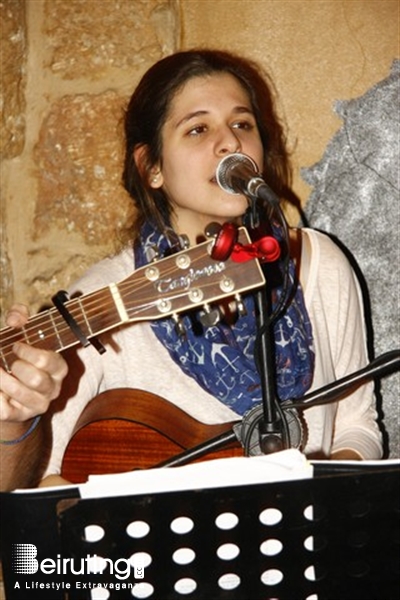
242, 198, 288, 454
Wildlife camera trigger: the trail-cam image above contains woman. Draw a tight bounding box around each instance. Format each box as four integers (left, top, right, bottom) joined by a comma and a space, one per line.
1, 50, 382, 489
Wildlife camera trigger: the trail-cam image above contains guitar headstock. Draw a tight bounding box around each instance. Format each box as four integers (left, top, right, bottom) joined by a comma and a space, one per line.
121, 227, 266, 322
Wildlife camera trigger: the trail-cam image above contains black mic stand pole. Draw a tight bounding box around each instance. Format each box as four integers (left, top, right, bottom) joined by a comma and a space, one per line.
241, 198, 289, 454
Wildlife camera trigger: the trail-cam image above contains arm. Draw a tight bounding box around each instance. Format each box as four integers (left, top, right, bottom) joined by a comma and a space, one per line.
303, 230, 383, 460
0, 305, 68, 491
328, 253, 383, 460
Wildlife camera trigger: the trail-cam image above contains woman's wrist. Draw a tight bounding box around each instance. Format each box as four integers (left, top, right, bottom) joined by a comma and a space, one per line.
330, 448, 363, 460
0, 417, 41, 446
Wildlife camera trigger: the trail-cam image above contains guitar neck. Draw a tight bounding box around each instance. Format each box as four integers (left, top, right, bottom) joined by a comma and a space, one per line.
1, 228, 265, 373
0, 286, 123, 372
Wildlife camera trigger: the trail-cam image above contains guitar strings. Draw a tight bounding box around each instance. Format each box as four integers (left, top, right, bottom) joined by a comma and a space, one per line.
0, 250, 190, 347
1, 245, 259, 369
0, 248, 226, 353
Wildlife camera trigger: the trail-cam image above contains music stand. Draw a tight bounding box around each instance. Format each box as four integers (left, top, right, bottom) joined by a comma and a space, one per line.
1, 460, 398, 599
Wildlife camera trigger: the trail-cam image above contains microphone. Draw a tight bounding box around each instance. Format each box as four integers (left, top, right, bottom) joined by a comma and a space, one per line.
216, 153, 280, 205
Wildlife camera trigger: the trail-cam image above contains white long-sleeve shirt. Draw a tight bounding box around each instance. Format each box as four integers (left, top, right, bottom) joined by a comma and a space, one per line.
44, 228, 382, 477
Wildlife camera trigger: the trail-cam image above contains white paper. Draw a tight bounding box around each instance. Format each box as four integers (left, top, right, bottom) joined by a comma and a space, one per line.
12, 455, 399, 497
79, 449, 313, 499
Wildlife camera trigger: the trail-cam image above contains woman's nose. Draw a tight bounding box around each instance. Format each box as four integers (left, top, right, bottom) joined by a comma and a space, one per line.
215, 128, 241, 155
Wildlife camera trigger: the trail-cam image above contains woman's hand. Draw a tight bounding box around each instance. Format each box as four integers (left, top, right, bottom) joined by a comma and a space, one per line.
1, 304, 68, 423
330, 449, 363, 460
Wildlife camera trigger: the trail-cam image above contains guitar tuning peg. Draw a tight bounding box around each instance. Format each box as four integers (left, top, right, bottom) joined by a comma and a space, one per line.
204, 222, 222, 239
235, 294, 247, 317
146, 245, 160, 262
179, 234, 190, 249
172, 314, 186, 337
198, 304, 221, 328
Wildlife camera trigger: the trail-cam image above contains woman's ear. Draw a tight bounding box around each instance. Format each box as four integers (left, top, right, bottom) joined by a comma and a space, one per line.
133, 144, 163, 189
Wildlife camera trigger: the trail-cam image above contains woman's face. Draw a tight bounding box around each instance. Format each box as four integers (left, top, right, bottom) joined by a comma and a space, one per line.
151, 73, 264, 244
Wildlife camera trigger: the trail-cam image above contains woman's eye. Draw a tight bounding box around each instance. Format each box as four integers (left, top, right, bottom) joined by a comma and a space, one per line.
232, 121, 254, 131
187, 124, 207, 136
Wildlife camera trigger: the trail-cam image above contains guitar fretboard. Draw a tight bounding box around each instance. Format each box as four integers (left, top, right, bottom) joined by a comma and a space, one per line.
0, 286, 122, 372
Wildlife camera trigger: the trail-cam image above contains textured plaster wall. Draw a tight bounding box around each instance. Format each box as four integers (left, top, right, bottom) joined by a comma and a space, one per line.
181, 0, 398, 208
0, 0, 398, 454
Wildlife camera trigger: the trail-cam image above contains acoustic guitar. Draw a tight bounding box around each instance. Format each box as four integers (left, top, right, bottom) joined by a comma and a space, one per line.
61, 388, 243, 483
0, 228, 264, 481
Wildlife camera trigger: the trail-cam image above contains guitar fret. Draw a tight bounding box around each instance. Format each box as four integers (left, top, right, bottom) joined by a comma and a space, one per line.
0, 347, 11, 373
49, 310, 64, 350
21, 326, 30, 344
28, 313, 62, 349
78, 297, 94, 336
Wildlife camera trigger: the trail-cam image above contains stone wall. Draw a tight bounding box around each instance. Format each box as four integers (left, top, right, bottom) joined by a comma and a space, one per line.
1, 0, 180, 317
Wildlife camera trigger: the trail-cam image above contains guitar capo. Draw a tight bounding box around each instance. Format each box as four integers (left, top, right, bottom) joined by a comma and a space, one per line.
211, 222, 281, 263
52, 290, 106, 354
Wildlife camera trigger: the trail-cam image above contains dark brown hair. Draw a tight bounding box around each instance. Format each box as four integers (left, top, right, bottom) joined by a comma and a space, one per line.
123, 49, 291, 239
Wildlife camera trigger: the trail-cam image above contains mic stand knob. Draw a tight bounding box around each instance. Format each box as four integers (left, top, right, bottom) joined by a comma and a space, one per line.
258, 423, 285, 454
233, 403, 304, 456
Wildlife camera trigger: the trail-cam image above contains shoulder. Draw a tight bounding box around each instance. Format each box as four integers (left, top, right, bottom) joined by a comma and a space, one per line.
69, 247, 134, 295
302, 228, 350, 262
301, 228, 356, 277
299, 228, 361, 303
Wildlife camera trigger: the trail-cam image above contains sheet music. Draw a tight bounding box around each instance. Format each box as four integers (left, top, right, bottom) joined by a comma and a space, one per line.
12, 453, 399, 497
79, 449, 313, 499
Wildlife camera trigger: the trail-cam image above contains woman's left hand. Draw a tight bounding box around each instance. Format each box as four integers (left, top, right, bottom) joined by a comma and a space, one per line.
1, 304, 68, 423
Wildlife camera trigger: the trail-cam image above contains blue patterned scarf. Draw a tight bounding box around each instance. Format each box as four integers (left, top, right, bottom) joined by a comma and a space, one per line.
134, 223, 314, 415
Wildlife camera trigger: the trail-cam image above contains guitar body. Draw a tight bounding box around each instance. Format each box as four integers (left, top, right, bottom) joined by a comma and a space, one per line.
62, 389, 243, 483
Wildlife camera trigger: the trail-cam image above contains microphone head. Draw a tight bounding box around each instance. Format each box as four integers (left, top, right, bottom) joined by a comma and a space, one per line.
216, 153, 259, 194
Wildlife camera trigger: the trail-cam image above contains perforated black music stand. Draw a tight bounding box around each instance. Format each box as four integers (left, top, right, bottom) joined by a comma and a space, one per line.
1, 462, 399, 600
